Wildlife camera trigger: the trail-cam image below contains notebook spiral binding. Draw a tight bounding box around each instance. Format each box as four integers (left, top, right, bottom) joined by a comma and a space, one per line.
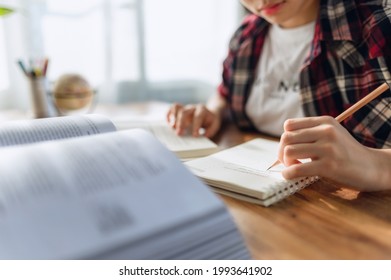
269, 176, 320, 205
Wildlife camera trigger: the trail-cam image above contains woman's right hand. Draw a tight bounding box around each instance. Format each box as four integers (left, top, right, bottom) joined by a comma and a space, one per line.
277, 116, 391, 191
166, 103, 222, 138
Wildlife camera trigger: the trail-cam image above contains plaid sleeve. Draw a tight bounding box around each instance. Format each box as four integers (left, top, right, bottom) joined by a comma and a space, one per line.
347, 2, 391, 148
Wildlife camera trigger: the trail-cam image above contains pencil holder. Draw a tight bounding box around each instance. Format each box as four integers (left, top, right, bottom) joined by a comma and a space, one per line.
28, 77, 58, 118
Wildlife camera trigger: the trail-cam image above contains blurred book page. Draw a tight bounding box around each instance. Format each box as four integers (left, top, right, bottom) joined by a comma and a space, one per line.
0, 114, 115, 147
0, 130, 229, 259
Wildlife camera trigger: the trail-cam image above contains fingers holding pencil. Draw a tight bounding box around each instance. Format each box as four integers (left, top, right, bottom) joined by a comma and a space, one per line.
278, 116, 338, 167
277, 115, 379, 190
268, 82, 390, 171
278, 116, 336, 161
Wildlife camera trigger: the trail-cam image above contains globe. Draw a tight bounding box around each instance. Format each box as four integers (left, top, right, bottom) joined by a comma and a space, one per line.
52, 74, 95, 115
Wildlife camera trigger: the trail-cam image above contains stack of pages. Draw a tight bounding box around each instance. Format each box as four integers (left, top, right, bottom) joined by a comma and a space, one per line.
0, 115, 249, 259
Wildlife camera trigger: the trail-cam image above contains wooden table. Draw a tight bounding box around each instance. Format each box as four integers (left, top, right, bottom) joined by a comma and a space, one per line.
214, 121, 391, 260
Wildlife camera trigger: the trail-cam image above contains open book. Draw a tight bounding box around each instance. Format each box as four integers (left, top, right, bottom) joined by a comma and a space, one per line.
185, 138, 319, 207
0, 115, 249, 259
0, 114, 218, 159
113, 120, 219, 160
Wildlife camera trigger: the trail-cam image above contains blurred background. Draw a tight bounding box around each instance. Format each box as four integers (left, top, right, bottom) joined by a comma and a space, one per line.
0, 0, 244, 110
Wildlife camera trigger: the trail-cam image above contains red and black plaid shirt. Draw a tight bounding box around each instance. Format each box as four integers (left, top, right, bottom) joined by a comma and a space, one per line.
218, 0, 391, 148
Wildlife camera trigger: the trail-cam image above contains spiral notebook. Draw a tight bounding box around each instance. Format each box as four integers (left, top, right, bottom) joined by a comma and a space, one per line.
185, 138, 318, 207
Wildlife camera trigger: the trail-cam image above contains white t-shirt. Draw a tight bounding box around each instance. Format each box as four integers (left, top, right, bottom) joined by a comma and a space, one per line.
245, 21, 315, 136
